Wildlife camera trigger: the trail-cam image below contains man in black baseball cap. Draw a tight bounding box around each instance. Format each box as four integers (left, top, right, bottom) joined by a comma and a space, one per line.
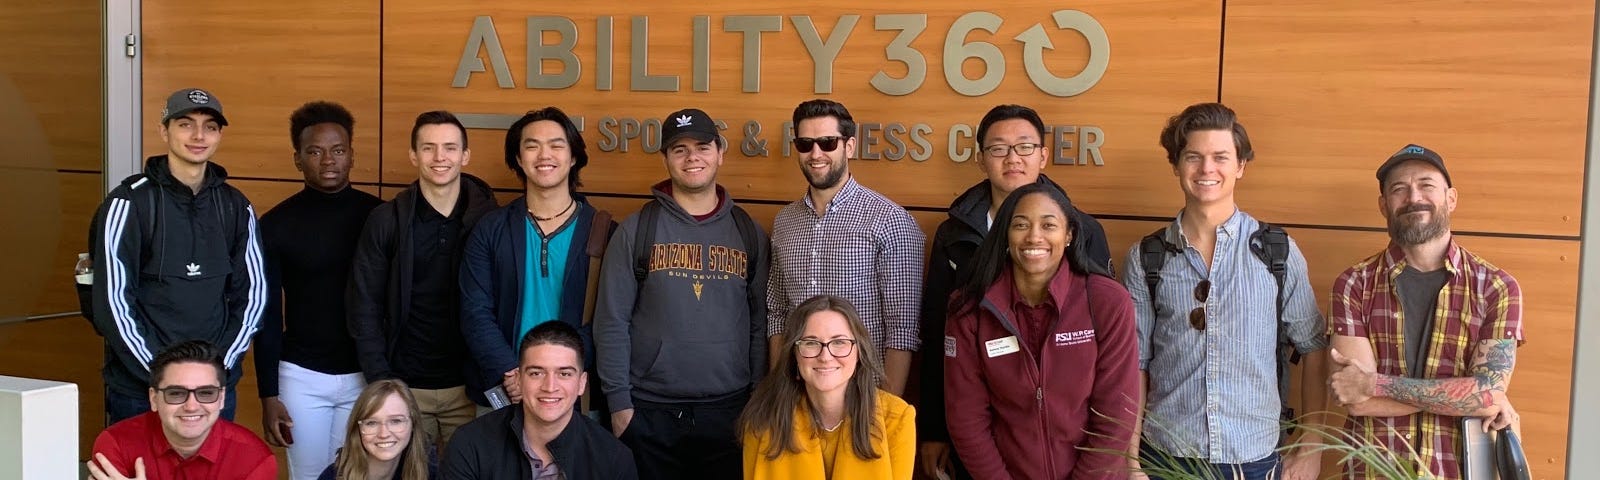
87, 86, 265, 425
1327, 146, 1526, 480
592, 107, 769, 479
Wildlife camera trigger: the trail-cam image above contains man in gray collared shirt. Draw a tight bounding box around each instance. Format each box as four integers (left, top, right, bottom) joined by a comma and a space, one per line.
1120, 103, 1330, 480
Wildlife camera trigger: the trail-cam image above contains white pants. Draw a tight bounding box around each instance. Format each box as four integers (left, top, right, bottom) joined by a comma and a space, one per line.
280, 361, 365, 480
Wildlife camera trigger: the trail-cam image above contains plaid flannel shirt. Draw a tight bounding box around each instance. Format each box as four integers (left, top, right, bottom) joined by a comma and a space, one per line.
1329, 240, 1523, 480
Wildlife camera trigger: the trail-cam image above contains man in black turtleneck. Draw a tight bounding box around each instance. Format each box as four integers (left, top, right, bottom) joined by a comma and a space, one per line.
916, 104, 1112, 480
253, 101, 384, 480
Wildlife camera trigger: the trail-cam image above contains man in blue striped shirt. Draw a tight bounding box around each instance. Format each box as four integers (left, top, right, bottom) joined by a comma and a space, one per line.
1120, 103, 1330, 480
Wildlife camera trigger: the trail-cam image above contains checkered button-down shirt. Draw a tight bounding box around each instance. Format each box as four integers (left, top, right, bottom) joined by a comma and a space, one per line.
767, 177, 925, 353
1330, 240, 1523, 480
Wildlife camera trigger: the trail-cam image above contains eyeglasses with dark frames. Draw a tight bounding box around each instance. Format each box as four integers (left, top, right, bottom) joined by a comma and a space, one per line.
793, 136, 846, 153
795, 338, 857, 358
982, 143, 1042, 158
1188, 279, 1211, 330
156, 386, 223, 405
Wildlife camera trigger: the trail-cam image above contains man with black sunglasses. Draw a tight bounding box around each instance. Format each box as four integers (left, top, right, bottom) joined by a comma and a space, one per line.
1119, 103, 1328, 480
765, 99, 925, 398
90, 340, 277, 480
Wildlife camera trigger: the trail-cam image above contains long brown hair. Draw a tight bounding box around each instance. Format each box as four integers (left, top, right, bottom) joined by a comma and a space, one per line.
739, 295, 887, 460
333, 379, 429, 480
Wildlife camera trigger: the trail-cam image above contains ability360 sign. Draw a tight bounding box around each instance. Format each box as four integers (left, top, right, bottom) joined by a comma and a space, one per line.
449, 9, 1110, 165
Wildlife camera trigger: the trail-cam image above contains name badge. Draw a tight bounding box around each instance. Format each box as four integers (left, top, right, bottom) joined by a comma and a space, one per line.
984, 336, 1021, 358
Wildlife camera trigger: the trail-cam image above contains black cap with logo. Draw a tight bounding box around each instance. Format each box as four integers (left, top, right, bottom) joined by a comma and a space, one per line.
660, 108, 719, 147
160, 88, 228, 126
1376, 143, 1450, 187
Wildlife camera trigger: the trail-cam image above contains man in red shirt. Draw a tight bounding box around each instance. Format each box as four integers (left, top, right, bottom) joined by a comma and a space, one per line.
88, 340, 276, 480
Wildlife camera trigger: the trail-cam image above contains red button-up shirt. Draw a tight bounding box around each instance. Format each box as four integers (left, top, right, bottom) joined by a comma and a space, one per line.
92, 412, 277, 480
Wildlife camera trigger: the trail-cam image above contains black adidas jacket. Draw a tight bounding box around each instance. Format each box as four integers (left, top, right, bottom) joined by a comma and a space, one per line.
88, 155, 266, 397
916, 174, 1111, 444
346, 175, 498, 392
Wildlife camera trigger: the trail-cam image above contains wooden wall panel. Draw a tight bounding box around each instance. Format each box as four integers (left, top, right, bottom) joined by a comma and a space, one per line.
383, 0, 1221, 213
141, 0, 383, 185
0, 0, 103, 172
1220, 0, 1593, 238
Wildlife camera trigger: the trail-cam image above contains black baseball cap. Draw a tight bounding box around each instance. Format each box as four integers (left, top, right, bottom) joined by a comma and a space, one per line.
660, 108, 719, 147
161, 88, 228, 126
1376, 143, 1451, 187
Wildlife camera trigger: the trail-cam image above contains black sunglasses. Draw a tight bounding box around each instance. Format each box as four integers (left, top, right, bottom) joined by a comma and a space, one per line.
1188, 280, 1211, 330
793, 136, 846, 153
157, 386, 223, 405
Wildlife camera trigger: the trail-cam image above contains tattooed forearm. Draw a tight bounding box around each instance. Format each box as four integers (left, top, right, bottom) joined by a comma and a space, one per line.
1371, 339, 1516, 416
1373, 375, 1495, 416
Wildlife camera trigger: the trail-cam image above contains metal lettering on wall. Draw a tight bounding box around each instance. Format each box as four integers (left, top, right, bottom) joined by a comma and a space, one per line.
451, 10, 1110, 165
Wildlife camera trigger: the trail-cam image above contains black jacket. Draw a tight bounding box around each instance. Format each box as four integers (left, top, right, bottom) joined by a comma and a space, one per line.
346, 175, 498, 392
917, 174, 1111, 443
88, 155, 265, 397
442, 406, 638, 480
459, 195, 615, 402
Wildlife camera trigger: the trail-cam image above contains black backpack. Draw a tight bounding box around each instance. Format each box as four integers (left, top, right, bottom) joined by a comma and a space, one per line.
1138, 222, 1302, 442
630, 199, 762, 283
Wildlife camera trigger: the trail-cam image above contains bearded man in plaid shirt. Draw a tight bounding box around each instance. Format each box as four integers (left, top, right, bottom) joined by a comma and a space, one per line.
1328, 144, 1523, 479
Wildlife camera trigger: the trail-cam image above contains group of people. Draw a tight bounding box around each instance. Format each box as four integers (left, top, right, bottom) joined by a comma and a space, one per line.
78, 87, 1523, 480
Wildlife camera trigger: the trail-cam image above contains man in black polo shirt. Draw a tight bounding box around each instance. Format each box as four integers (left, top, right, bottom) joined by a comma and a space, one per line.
254, 101, 384, 480
348, 110, 499, 451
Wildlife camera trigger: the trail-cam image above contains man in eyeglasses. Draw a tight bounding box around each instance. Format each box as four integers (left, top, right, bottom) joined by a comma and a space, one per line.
592, 107, 769, 479
1119, 103, 1328, 480
766, 98, 925, 399
89, 340, 277, 480
916, 104, 1113, 480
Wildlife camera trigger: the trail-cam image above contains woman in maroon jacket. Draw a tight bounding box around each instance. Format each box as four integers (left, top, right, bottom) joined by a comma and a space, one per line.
943, 182, 1140, 480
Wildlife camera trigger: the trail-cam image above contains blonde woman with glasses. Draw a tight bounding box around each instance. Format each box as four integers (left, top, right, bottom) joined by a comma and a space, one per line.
320, 380, 436, 480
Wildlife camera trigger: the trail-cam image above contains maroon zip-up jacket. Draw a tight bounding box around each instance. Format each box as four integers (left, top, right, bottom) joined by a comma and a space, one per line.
944, 262, 1140, 480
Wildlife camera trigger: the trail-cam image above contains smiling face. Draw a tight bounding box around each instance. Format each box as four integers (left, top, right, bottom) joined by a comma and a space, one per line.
359, 393, 412, 463
795, 310, 859, 396
294, 122, 353, 193
147, 361, 223, 448
794, 116, 854, 191
160, 111, 223, 166
409, 123, 470, 187
518, 120, 574, 192
1006, 192, 1073, 280
979, 118, 1047, 196
519, 342, 586, 426
1380, 160, 1457, 245
1173, 129, 1245, 207
663, 136, 723, 194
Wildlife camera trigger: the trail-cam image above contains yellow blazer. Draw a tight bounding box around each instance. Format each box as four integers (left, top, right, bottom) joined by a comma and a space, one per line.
742, 390, 916, 480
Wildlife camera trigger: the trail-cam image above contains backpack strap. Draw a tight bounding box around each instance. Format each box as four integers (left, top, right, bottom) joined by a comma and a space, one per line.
632, 201, 662, 283
582, 209, 613, 326
1249, 221, 1300, 443
728, 206, 760, 281
1138, 227, 1175, 317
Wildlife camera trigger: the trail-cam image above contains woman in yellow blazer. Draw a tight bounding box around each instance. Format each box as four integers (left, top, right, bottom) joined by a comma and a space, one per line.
739, 295, 916, 480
